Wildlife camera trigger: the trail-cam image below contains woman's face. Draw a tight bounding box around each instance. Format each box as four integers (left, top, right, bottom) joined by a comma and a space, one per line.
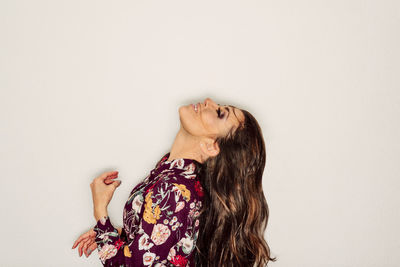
179, 97, 245, 140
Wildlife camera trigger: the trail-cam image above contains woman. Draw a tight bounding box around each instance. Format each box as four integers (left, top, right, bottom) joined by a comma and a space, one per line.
72, 97, 276, 266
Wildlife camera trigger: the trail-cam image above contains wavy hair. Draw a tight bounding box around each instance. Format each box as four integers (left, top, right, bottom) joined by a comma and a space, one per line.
192, 107, 277, 267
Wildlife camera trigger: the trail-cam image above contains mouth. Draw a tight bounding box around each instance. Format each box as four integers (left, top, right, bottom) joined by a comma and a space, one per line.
192, 103, 199, 113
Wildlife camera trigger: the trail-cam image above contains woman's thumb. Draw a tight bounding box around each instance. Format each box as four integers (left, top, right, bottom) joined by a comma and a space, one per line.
113, 180, 122, 188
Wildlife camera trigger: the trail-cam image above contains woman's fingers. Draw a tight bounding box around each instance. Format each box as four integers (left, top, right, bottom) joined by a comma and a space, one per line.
72, 237, 81, 249
74, 237, 93, 257
72, 229, 96, 253
82, 237, 94, 257
87, 242, 98, 257
83, 239, 95, 257
72, 228, 98, 258
78, 239, 86, 257
72, 234, 89, 249
78, 237, 92, 257
105, 173, 118, 183
99, 171, 118, 181
104, 178, 115, 185
85, 229, 97, 257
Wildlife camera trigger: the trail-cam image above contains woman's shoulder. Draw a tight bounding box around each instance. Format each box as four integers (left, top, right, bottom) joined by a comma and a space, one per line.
159, 172, 204, 201
149, 151, 204, 198
154, 171, 195, 188
154, 152, 170, 169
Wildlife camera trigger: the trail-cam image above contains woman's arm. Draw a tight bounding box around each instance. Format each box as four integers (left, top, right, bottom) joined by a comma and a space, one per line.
92, 179, 198, 266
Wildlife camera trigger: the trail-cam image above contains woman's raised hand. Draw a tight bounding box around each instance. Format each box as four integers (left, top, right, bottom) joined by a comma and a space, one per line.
72, 228, 98, 257
91, 170, 122, 211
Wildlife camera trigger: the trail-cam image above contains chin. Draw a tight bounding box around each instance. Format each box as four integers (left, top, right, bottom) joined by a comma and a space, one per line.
178, 105, 191, 116
177, 106, 186, 123
177, 107, 193, 131
178, 105, 185, 117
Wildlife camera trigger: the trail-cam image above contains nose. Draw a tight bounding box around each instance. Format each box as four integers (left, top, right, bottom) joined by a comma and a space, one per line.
204, 98, 215, 108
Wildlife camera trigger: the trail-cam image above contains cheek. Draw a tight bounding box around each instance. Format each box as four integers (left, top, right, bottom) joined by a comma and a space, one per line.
203, 114, 221, 133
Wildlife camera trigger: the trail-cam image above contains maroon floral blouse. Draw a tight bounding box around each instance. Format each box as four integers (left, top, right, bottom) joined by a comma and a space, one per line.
93, 152, 204, 266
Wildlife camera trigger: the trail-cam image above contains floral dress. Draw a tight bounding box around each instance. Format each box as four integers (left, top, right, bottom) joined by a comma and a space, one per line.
93, 152, 204, 267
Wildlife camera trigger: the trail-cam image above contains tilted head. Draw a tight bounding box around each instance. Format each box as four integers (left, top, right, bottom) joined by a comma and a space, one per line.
178, 97, 246, 162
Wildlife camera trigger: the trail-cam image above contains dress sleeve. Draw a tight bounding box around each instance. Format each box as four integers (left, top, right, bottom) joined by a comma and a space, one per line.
93, 178, 199, 266
93, 215, 126, 265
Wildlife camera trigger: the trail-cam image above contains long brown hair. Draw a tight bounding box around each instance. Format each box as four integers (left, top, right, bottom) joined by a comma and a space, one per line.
193, 108, 277, 266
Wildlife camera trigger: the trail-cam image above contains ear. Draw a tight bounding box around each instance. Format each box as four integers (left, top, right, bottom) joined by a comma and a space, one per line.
200, 139, 220, 158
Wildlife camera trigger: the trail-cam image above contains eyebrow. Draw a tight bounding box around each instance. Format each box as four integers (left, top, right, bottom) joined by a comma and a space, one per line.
218, 104, 238, 123
227, 105, 239, 123
225, 107, 230, 120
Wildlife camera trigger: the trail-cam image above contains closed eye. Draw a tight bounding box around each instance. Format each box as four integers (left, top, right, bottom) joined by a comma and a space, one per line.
217, 107, 225, 118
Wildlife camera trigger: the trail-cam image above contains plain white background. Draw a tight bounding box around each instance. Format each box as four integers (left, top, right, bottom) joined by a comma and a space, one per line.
1, 0, 399, 266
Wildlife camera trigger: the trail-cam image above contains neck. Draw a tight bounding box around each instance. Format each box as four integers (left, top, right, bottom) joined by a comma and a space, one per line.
168, 126, 204, 163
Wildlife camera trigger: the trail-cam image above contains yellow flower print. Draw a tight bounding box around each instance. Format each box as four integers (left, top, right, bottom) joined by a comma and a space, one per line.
154, 205, 160, 218
123, 245, 132, 257
173, 183, 191, 202
143, 191, 161, 224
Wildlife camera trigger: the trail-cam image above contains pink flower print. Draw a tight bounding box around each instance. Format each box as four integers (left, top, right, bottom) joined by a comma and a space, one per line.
177, 159, 184, 168
99, 216, 108, 226
138, 232, 154, 250
182, 163, 196, 177
172, 222, 181, 231
173, 187, 182, 201
98, 244, 117, 264
175, 201, 185, 212
195, 180, 204, 197
180, 237, 194, 254
170, 254, 188, 267
114, 238, 124, 250
169, 216, 177, 226
195, 219, 199, 227
132, 194, 144, 213
188, 209, 195, 218
143, 251, 156, 266
171, 159, 184, 169
167, 247, 176, 261
151, 223, 171, 245
129, 232, 135, 240
187, 162, 195, 173
184, 173, 196, 179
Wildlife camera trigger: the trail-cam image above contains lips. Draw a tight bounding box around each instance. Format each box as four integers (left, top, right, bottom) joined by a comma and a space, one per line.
192, 103, 198, 113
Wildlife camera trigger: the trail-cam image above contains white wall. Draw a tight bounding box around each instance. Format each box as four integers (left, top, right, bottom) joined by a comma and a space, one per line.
1, 0, 399, 266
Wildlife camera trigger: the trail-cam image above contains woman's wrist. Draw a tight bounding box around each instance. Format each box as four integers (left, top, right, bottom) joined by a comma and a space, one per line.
94, 206, 108, 222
